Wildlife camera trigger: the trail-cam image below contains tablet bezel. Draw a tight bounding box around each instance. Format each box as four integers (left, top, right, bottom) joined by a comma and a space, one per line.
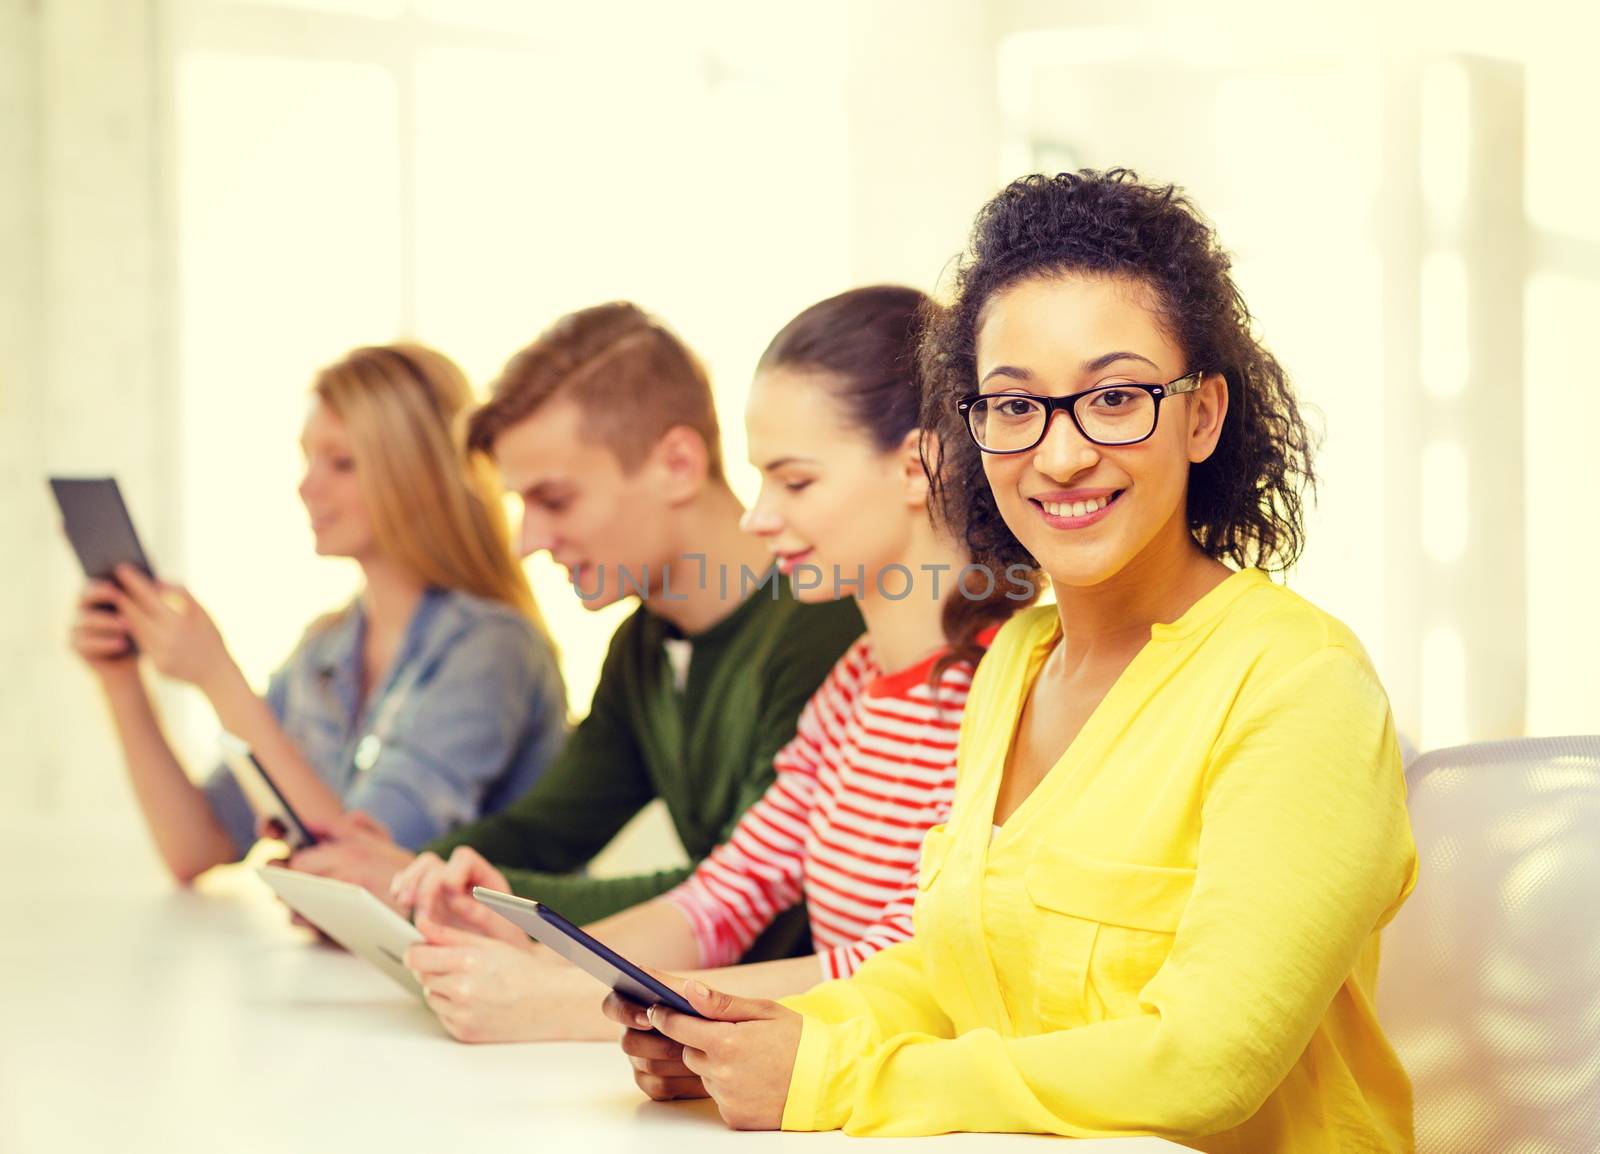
471, 888, 702, 1018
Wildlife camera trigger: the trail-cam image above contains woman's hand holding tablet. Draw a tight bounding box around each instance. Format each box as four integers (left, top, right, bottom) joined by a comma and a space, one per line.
68, 579, 139, 670
402, 914, 574, 1044
108, 565, 235, 692
600, 975, 803, 1130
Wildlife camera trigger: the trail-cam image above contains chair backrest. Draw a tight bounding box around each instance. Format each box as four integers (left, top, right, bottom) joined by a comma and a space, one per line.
1379, 735, 1600, 1154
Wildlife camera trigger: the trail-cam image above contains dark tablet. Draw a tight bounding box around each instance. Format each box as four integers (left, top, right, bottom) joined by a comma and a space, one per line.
221, 734, 318, 850
472, 889, 702, 1018
48, 477, 156, 582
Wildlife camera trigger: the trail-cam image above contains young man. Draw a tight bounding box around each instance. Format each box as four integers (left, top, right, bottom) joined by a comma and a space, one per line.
289, 303, 862, 943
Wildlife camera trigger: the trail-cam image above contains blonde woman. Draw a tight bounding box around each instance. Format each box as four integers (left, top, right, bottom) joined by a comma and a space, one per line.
67, 344, 567, 883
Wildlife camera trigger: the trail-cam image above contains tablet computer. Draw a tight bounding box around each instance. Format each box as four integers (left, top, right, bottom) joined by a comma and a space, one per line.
48, 476, 156, 583
257, 867, 424, 999
220, 733, 317, 850
472, 888, 702, 1017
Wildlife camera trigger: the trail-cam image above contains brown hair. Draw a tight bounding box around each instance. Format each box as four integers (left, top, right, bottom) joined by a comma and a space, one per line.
758, 286, 1028, 674
467, 302, 723, 482
312, 343, 548, 637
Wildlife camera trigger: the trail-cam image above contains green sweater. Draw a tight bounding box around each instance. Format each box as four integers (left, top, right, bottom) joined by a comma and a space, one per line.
425, 579, 863, 930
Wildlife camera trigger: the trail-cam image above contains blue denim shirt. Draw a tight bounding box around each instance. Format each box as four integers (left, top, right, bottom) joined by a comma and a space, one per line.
202, 587, 567, 853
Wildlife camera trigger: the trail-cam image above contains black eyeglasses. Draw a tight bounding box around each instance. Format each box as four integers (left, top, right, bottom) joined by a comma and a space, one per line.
957, 370, 1206, 454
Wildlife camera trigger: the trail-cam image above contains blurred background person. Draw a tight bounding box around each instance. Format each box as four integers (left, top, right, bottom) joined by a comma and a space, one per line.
66, 343, 567, 880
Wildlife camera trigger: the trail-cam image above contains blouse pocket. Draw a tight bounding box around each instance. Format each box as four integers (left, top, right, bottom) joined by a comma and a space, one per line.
916, 823, 953, 892
1023, 847, 1196, 1028
911, 824, 954, 941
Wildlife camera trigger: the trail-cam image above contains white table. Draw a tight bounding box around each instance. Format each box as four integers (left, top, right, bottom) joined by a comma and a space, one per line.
0, 817, 1182, 1152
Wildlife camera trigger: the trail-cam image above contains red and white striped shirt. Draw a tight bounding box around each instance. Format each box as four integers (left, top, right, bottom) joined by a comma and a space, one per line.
664, 632, 986, 980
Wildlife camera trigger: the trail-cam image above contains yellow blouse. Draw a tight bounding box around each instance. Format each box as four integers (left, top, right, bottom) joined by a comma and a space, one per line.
780, 569, 1418, 1151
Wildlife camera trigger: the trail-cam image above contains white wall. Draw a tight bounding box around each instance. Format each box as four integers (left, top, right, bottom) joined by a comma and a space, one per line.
6, 0, 1008, 819
7, 0, 1595, 823
3, 0, 189, 816
989, 1, 1600, 746
842, 0, 1000, 287
0, 0, 46, 812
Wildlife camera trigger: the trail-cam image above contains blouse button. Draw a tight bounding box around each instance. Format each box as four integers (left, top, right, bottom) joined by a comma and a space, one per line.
353, 733, 382, 772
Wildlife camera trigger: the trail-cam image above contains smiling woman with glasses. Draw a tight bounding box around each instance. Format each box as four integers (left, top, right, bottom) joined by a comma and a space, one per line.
637, 170, 1419, 1153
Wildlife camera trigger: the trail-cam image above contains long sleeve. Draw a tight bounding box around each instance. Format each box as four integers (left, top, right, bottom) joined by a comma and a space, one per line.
816, 850, 923, 981
665, 741, 821, 967
422, 637, 651, 874
667, 635, 961, 978
498, 862, 698, 926
781, 645, 1417, 1140
342, 620, 564, 849
782, 935, 953, 1054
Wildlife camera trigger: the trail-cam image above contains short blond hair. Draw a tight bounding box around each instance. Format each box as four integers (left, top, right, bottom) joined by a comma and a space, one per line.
467, 303, 723, 481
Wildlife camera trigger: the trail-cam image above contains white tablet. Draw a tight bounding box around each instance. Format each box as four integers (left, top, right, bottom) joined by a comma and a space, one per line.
257, 867, 424, 999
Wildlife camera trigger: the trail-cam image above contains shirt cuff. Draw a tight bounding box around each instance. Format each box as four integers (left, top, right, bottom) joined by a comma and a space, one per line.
345, 779, 439, 851
779, 1013, 867, 1133
199, 762, 257, 858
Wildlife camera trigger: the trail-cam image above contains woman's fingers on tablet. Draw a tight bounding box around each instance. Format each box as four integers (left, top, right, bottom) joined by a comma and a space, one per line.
621, 1028, 690, 1068
443, 890, 480, 923
444, 846, 494, 892
675, 1045, 711, 1080
421, 986, 450, 1011
634, 1073, 707, 1102
72, 626, 129, 655
412, 861, 451, 918
421, 973, 464, 1005
113, 565, 163, 611
620, 1027, 678, 1058
114, 588, 155, 640
603, 992, 653, 1031
444, 890, 514, 939
76, 608, 126, 633
390, 851, 436, 903
404, 943, 468, 978
413, 912, 492, 949
79, 581, 125, 612
638, 965, 687, 991
631, 1055, 696, 1079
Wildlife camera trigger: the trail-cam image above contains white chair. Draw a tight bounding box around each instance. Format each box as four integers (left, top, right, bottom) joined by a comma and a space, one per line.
1379, 735, 1600, 1154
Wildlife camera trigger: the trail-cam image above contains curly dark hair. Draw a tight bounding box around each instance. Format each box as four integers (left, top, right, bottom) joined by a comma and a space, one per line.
920, 169, 1318, 576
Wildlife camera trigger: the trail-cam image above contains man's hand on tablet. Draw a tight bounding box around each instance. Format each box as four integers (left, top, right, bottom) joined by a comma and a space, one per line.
390, 846, 525, 945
